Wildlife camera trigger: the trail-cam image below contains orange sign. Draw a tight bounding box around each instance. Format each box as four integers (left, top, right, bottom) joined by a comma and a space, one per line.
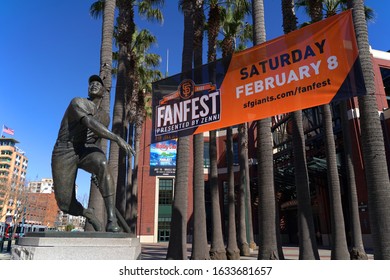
151, 10, 365, 143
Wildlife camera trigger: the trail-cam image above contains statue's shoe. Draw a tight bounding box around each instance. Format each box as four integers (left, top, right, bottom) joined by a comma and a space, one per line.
83, 208, 103, 232
106, 220, 122, 233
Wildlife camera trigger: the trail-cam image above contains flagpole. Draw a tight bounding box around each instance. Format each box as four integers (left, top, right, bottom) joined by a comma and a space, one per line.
1, 125, 3, 138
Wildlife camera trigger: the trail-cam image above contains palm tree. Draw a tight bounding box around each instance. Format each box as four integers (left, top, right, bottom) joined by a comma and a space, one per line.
126, 29, 163, 234
340, 0, 368, 260
281, 0, 320, 260
322, 104, 350, 259
252, 0, 278, 260
85, 0, 116, 232
308, 0, 349, 260
225, 127, 240, 260
109, 0, 134, 218
231, 2, 253, 257
296, 0, 371, 260
219, 0, 251, 260
114, 1, 164, 231
348, 0, 390, 260
166, 0, 194, 260
340, 0, 374, 260
340, 100, 368, 259
190, 0, 210, 260
296, 0, 373, 20
244, 140, 256, 250
89, 0, 164, 233
90, 0, 130, 218
238, 122, 251, 256
206, 0, 227, 260
295, 0, 349, 260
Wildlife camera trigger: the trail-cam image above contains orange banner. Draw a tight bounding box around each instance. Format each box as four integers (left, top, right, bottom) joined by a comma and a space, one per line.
151, 10, 365, 143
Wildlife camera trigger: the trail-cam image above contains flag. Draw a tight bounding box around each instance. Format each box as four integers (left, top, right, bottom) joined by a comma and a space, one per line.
3, 125, 15, 135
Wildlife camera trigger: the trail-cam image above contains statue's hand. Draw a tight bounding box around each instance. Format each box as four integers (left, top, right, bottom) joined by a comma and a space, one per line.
117, 137, 135, 156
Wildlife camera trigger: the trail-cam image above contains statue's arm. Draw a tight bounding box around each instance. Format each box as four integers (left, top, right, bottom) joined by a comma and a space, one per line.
81, 115, 135, 155
81, 115, 117, 141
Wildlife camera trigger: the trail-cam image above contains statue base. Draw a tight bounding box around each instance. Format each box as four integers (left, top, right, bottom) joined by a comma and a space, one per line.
11, 232, 141, 260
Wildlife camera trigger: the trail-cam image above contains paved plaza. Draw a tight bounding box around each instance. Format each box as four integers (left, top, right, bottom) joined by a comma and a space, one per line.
1, 242, 373, 260
141, 243, 342, 260
141, 242, 374, 260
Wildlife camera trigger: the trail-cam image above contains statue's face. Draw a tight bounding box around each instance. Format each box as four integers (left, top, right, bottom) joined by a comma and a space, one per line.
88, 81, 104, 98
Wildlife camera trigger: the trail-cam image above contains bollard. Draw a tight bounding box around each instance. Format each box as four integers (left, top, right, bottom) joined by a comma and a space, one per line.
0, 240, 3, 253
7, 239, 12, 252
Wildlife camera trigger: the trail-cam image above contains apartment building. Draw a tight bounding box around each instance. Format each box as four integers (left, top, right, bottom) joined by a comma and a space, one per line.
29, 178, 54, 194
0, 137, 28, 223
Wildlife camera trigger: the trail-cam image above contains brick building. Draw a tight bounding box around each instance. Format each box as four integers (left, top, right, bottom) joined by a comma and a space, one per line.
24, 192, 59, 228
27, 178, 84, 230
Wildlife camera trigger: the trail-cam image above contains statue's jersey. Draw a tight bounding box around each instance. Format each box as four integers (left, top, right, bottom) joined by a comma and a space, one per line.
56, 97, 110, 145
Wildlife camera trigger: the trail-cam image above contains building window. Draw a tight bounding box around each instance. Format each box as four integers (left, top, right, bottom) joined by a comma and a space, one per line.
158, 217, 171, 242
380, 67, 390, 107
159, 179, 173, 205
0, 164, 11, 169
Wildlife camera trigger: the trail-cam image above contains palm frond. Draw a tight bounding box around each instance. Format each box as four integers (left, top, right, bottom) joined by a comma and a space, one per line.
90, 0, 105, 19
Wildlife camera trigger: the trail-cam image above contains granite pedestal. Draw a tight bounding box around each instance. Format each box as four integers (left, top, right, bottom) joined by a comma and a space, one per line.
11, 232, 141, 260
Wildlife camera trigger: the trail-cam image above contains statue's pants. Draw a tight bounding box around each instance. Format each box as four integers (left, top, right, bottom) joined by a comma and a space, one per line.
51, 141, 115, 216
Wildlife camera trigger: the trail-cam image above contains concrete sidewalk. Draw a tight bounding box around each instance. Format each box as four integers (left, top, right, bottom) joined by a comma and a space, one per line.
0, 251, 11, 260
141, 242, 374, 260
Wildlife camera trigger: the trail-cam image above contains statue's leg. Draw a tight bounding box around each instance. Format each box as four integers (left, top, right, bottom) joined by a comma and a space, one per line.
52, 147, 82, 214
52, 146, 102, 231
79, 148, 121, 232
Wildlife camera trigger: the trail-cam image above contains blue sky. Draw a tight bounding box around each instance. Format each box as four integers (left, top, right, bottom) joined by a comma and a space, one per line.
0, 0, 389, 201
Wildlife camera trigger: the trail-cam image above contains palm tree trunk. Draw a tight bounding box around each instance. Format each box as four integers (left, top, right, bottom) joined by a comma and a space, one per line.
238, 123, 250, 256
191, 0, 209, 260
191, 133, 209, 259
303, 0, 349, 260
244, 149, 256, 249
125, 123, 134, 227
322, 104, 350, 259
127, 116, 141, 236
340, 100, 368, 259
207, 2, 226, 260
110, 0, 134, 219
253, 0, 278, 260
350, 0, 390, 259
127, 83, 145, 235
109, 45, 127, 217
209, 130, 227, 259
282, 0, 320, 260
226, 127, 240, 260
256, 118, 278, 260
293, 109, 320, 260
275, 194, 285, 260
166, 0, 194, 260
86, 0, 116, 231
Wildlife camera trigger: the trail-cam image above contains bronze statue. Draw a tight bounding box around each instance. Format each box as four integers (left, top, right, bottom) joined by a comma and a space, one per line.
51, 75, 134, 232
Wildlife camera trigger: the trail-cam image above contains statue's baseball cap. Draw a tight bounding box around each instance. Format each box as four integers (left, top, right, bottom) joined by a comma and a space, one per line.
88, 75, 104, 86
